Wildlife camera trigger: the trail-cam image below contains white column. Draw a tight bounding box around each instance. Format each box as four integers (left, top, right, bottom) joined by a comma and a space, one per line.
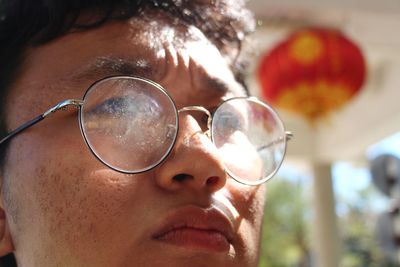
312, 163, 339, 267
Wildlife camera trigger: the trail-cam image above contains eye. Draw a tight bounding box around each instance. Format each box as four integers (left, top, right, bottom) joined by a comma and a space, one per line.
86, 94, 160, 118
85, 97, 131, 117
215, 111, 246, 136
82, 97, 137, 134
227, 112, 245, 128
211, 100, 251, 140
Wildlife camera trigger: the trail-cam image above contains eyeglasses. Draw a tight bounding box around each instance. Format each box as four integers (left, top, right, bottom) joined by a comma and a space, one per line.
0, 76, 292, 186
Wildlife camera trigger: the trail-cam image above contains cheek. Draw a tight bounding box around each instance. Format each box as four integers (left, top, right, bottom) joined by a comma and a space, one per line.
6, 143, 151, 264
33, 168, 132, 249
2, 117, 145, 258
226, 181, 266, 223
224, 181, 266, 261
224, 181, 266, 233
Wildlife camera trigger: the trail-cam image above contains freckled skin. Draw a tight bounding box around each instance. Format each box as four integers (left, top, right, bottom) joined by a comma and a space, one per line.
1, 11, 266, 267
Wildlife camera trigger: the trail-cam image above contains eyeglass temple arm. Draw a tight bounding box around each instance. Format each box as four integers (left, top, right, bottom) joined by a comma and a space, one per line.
0, 99, 83, 145
257, 131, 294, 151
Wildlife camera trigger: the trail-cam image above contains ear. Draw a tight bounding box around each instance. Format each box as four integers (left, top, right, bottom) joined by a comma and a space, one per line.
0, 200, 14, 256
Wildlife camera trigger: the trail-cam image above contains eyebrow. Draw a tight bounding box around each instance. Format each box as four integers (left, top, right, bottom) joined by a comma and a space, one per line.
200, 75, 230, 95
189, 63, 248, 98
203, 75, 248, 98
70, 56, 161, 82
68, 56, 247, 98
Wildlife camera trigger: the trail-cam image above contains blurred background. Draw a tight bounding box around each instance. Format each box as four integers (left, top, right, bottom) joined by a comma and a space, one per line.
245, 0, 400, 266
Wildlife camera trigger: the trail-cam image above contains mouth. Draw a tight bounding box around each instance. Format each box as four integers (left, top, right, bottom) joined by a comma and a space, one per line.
152, 206, 234, 253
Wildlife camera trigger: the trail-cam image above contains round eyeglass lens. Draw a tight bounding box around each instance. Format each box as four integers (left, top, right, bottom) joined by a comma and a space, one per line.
211, 98, 286, 185
80, 76, 178, 173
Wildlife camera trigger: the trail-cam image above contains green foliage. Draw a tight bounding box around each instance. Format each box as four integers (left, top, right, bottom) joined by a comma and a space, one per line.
259, 178, 311, 267
259, 175, 398, 267
338, 189, 398, 267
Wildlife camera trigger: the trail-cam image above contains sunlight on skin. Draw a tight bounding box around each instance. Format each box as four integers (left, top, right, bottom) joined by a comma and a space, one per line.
217, 131, 263, 182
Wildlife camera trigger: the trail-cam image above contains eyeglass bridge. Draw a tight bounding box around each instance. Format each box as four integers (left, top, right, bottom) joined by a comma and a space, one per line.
178, 106, 212, 138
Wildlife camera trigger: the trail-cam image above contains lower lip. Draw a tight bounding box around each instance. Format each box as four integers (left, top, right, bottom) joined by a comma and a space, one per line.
155, 228, 230, 252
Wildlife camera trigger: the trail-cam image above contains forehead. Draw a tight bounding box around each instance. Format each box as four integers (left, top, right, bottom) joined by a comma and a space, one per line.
20, 13, 210, 86
6, 11, 244, 127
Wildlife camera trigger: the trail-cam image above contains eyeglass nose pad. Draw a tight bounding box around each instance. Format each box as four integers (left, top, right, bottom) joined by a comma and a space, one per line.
204, 129, 211, 139
181, 130, 211, 147
166, 124, 178, 140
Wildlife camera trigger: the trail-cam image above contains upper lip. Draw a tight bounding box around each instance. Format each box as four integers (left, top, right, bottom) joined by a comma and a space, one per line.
152, 205, 235, 243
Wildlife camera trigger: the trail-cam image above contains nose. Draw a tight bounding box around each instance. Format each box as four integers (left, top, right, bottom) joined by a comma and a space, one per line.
154, 113, 227, 193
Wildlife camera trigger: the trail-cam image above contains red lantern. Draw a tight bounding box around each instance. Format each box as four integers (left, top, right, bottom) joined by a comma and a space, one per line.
258, 27, 366, 121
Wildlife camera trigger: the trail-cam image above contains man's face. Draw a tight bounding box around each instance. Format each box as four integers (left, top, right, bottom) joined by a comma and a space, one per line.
1, 11, 266, 267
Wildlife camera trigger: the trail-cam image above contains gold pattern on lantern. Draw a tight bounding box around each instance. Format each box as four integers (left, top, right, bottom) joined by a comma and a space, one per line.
289, 32, 324, 65
276, 80, 353, 120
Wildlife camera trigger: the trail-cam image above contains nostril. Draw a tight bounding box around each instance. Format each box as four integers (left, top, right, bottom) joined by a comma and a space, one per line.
206, 176, 220, 187
173, 173, 193, 182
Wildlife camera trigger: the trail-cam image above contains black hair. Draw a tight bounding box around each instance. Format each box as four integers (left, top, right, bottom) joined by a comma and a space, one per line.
0, 0, 254, 265
0, 0, 254, 167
